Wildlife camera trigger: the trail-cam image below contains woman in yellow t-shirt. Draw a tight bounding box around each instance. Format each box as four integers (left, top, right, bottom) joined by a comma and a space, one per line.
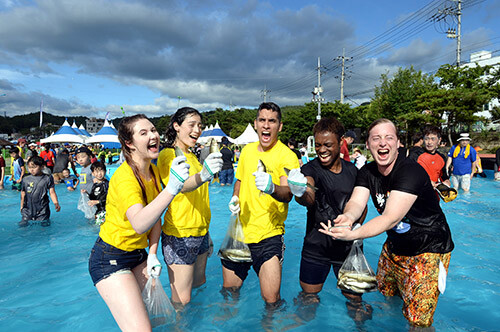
157, 107, 223, 305
88, 114, 190, 331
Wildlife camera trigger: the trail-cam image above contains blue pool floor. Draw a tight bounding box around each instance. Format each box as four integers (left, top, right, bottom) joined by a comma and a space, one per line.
0, 170, 499, 331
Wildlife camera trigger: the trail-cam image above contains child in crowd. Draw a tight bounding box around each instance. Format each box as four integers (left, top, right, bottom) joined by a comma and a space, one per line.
87, 161, 109, 225
76, 146, 94, 194
9, 147, 25, 191
62, 168, 79, 191
0, 154, 5, 189
351, 148, 367, 169
19, 156, 60, 227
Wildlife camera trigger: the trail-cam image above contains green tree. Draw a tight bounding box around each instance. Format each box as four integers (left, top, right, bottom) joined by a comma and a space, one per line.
417, 64, 495, 144
370, 66, 437, 144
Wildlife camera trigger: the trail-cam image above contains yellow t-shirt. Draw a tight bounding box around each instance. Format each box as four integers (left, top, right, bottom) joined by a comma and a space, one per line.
99, 161, 161, 251
157, 148, 210, 237
236, 141, 300, 243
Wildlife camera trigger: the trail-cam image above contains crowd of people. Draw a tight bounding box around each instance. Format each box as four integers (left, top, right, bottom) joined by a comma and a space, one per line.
1, 103, 498, 331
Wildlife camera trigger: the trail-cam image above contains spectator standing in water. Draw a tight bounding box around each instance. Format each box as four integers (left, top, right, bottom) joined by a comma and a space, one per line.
220, 136, 235, 186
88, 114, 189, 331
340, 130, 356, 162
19, 156, 60, 227
446, 133, 477, 192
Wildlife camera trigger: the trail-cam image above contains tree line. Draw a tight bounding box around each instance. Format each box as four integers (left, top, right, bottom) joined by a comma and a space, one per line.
3, 63, 499, 146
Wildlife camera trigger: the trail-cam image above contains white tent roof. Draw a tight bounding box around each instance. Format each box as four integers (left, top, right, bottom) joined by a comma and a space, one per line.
40, 119, 85, 143
85, 119, 120, 143
234, 123, 258, 145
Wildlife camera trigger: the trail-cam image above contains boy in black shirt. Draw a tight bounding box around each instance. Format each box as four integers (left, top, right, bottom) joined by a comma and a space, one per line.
19, 156, 60, 227
87, 161, 109, 225
287, 117, 370, 322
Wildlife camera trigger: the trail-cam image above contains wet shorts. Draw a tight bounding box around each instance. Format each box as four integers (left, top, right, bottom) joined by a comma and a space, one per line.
451, 174, 471, 191
221, 235, 285, 281
161, 232, 209, 265
377, 242, 451, 327
299, 257, 343, 285
88, 237, 147, 286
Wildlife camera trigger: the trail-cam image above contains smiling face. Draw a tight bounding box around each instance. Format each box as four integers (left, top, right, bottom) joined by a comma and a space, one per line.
367, 121, 400, 175
126, 118, 160, 161
92, 167, 106, 181
315, 131, 341, 169
254, 108, 282, 151
174, 113, 202, 151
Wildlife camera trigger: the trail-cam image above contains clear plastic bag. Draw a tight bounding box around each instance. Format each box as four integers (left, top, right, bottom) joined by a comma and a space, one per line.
77, 192, 97, 219
218, 214, 252, 263
337, 225, 377, 293
141, 277, 175, 327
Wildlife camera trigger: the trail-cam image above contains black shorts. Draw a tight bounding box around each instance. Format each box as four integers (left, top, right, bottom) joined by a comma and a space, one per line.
299, 257, 342, 285
221, 235, 285, 281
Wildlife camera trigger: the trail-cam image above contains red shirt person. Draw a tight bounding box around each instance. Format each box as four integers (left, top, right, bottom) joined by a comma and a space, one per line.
340, 130, 356, 162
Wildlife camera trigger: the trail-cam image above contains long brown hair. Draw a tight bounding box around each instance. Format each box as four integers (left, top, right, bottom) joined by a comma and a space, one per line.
118, 114, 161, 202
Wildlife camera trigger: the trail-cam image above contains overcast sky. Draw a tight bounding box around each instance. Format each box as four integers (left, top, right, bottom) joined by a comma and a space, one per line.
0, 0, 499, 120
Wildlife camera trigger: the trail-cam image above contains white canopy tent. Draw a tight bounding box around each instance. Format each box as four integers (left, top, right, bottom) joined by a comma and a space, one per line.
85, 119, 120, 144
234, 123, 258, 145
40, 119, 85, 143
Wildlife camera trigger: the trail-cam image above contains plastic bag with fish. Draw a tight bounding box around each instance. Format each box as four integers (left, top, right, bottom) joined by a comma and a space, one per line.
78, 192, 97, 220
218, 214, 252, 263
337, 224, 377, 293
141, 276, 176, 327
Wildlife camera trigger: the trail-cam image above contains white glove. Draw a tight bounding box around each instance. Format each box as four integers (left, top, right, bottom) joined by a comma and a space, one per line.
200, 152, 223, 182
147, 253, 162, 278
228, 195, 240, 215
253, 171, 275, 195
166, 156, 190, 195
287, 168, 307, 197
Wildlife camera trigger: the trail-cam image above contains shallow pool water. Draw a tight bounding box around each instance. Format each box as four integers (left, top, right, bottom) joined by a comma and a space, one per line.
0, 170, 499, 331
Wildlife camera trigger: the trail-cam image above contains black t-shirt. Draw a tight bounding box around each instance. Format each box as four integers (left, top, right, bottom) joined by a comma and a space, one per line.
21, 174, 54, 221
88, 179, 109, 213
356, 153, 454, 256
220, 146, 234, 170
292, 148, 301, 161
301, 158, 358, 264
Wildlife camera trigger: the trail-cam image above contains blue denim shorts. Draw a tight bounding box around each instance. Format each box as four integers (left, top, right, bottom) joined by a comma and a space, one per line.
219, 168, 234, 185
161, 232, 209, 265
221, 235, 285, 281
88, 237, 147, 286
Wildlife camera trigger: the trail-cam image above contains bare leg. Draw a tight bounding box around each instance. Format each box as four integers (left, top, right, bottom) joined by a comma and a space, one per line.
167, 263, 195, 305
258, 256, 282, 304
96, 266, 151, 332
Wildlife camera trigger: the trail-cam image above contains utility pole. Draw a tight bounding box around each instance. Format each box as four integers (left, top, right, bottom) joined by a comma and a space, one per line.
335, 48, 352, 103
432, 0, 462, 66
261, 85, 271, 102
312, 57, 325, 120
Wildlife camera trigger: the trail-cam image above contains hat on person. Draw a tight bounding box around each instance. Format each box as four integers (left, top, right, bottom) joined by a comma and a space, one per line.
75, 146, 92, 155
28, 142, 37, 147
345, 130, 356, 139
457, 133, 471, 141
18, 138, 27, 143
221, 136, 230, 145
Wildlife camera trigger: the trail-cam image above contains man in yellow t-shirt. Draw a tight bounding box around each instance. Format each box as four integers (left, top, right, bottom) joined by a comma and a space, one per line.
222, 102, 300, 306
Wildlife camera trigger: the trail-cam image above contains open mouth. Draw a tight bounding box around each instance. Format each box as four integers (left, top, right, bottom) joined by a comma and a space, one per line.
189, 134, 199, 141
378, 149, 389, 158
261, 131, 271, 142
148, 141, 159, 153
